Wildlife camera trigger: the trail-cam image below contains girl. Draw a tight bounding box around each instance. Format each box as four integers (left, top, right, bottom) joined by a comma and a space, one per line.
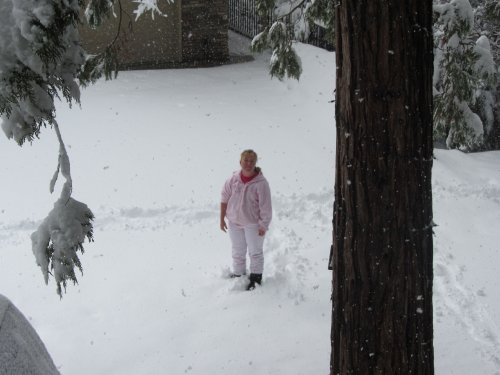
220, 150, 272, 290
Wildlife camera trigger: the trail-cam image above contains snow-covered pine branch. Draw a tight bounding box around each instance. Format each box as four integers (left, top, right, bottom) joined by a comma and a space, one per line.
0, 0, 84, 144
474, 0, 500, 149
32, 124, 94, 297
252, 0, 333, 80
433, 0, 497, 150
266, 21, 302, 79
32, 120, 95, 298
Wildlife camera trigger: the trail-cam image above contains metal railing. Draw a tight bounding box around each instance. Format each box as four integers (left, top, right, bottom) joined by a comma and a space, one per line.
228, 0, 262, 38
228, 0, 333, 51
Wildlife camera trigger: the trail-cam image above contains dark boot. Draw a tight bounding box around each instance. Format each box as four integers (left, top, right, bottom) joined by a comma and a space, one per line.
246, 273, 262, 291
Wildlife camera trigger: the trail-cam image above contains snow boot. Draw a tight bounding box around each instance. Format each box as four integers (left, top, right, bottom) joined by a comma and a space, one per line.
246, 273, 262, 291
229, 272, 245, 278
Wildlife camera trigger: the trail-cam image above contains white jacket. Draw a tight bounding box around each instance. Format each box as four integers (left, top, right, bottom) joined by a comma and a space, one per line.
221, 171, 272, 230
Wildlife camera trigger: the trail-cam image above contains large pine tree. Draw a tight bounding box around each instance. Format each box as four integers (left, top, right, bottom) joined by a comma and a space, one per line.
331, 0, 435, 373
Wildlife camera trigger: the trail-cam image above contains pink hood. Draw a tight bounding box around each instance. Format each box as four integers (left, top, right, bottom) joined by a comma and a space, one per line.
221, 171, 272, 230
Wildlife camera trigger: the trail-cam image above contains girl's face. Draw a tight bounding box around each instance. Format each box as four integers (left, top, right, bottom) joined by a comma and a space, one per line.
240, 154, 257, 175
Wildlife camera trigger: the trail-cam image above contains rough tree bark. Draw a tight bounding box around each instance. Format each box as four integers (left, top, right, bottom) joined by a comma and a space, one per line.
331, 1, 434, 374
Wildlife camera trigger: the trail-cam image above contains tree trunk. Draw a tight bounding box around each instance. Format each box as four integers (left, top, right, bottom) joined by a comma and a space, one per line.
331, 1, 434, 374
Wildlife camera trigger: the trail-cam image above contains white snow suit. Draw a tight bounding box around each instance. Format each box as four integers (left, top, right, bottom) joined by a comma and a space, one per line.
221, 171, 272, 274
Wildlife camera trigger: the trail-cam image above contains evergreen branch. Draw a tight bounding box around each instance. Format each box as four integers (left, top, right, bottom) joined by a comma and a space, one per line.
274, 0, 308, 21
253, 0, 333, 80
85, 0, 115, 29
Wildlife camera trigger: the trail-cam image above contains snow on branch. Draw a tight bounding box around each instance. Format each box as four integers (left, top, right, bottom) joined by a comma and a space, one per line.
133, 0, 174, 20
85, 0, 116, 29
0, 0, 84, 144
433, 0, 498, 150
31, 198, 94, 297
274, 0, 308, 18
252, 0, 305, 80
31, 121, 94, 297
434, 0, 474, 32
252, 0, 334, 80
474, 36, 496, 79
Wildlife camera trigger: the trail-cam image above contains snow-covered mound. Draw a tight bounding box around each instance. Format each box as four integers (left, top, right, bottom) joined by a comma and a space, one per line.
0, 294, 59, 375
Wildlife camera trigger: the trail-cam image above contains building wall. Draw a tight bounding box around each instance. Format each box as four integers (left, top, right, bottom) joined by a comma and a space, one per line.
80, 1, 229, 69
80, 1, 182, 69
181, 0, 229, 64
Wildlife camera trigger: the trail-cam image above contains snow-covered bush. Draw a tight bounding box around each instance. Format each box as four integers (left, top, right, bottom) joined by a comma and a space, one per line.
433, 0, 497, 150
474, 0, 500, 149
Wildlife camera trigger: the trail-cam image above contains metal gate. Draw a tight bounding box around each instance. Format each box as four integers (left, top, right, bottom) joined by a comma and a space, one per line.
228, 0, 265, 38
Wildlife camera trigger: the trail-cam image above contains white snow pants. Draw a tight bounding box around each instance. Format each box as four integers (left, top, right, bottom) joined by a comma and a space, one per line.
228, 222, 265, 275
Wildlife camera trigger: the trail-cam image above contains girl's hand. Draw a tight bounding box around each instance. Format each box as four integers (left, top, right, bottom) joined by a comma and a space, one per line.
258, 228, 266, 236
220, 219, 228, 232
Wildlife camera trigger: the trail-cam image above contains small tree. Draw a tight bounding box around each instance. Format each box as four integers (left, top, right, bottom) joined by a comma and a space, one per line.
433, 0, 497, 150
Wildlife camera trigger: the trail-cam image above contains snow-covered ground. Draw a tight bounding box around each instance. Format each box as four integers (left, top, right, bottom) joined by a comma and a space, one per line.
1, 36, 499, 374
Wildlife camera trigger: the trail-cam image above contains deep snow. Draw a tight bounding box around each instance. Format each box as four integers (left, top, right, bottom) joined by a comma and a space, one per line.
1, 34, 499, 374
